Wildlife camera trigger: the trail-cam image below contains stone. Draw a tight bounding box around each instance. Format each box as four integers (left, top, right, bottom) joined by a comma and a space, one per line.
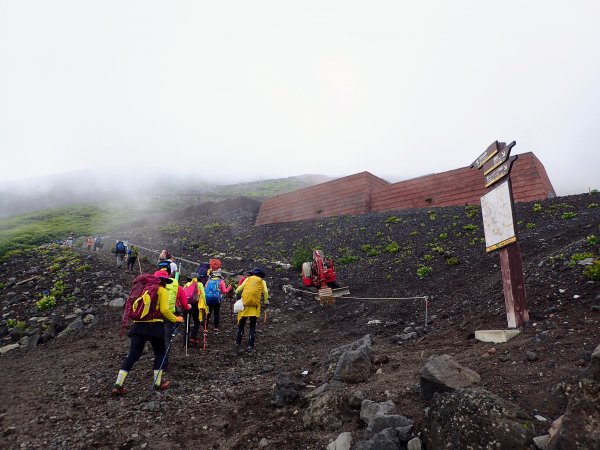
533, 435, 550, 450
364, 414, 412, 439
302, 389, 346, 431
360, 400, 396, 424
271, 373, 305, 407
326, 432, 352, 450
353, 427, 410, 450
407, 437, 422, 450
0, 343, 20, 355
109, 298, 125, 308
420, 354, 480, 400
333, 345, 372, 383
347, 389, 365, 409
422, 387, 534, 450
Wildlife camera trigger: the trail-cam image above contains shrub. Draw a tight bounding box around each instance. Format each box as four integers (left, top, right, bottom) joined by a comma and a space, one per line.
423, 254, 433, 261
532, 203, 542, 213
337, 255, 358, 265
587, 235, 598, 245
361, 244, 373, 253
588, 203, 598, 209
416, 265, 432, 279
409, 231, 418, 236
0, 282, 4, 290
463, 224, 479, 232
48, 263, 60, 273
385, 216, 401, 224
375, 231, 384, 238
561, 212, 576, 220
76, 264, 91, 272
568, 252, 594, 268
590, 189, 599, 195
439, 232, 448, 240
526, 223, 536, 230
465, 205, 479, 218
7, 319, 27, 330
446, 256, 460, 266
291, 244, 317, 270
51, 280, 65, 298
36, 295, 56, 311
384, 241, 400, 253
583, 261, 600, 281
428, 210, 437, 221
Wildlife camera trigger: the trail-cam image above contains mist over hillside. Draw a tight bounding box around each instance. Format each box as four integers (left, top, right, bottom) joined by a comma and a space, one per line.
0, 169, 332, 219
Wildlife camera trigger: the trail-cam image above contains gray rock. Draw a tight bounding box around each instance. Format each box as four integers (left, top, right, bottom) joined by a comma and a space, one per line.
526, 351, 539, 362
326, 432, 352, 450
422, 387, 534, 450
401, 332, 418, 340
420, 354, 480, 400
407, 436, 422, 450
258, 438, 269, 448
347, 389, 365, 409
109, 298, 125, 308
0, 343, 20, 354
365, 414, 412, 439
271, 373, 305, 407
360, 399, 396, 424
333, 345, 373, 383
82, 314, 96, 326
354, 427, 409, 450
533, 434, 550, 450
302, 389, 346, 431
58, 317, 84, 337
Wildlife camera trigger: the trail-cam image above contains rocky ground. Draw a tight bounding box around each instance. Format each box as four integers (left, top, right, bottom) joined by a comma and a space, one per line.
0, 192, 599, 449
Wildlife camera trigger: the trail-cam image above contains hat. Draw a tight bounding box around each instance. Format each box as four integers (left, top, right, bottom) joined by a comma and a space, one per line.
251, 267, 265, 278
153, 269, 173, 284
212, 270, 222, 278
190, 272, 200, 279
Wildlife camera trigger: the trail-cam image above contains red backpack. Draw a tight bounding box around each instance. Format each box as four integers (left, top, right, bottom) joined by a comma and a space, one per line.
120, 274, 163, 335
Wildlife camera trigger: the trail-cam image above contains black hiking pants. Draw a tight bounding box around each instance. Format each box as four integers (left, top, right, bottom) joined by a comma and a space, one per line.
236, 316, 257, 349
189, 303, 201, 339
207, 303, 220, 329
122, 334, 165, 372
127, 256, 137, 271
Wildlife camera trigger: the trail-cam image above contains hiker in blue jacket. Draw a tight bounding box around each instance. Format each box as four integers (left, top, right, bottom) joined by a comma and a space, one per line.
204, 270, 232, 332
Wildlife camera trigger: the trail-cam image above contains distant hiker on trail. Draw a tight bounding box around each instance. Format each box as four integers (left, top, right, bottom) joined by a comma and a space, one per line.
204, 269, 232, 332
157, 269, 191, 371
86, 237, 93, 251
235, 268, 269, 353
183, 273, 207, 344
127, 245, 139, 272
157, 250, 178, 277
115, 240, 127, 268
112, 271, 184, 395
93, 236, 102, 251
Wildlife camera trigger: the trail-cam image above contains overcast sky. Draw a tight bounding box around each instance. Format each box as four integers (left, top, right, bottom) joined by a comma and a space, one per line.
1, 1, 599, 195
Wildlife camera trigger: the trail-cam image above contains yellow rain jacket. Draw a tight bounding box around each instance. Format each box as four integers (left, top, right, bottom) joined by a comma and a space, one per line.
235, 275, 269, 322
184, 278, 208, 321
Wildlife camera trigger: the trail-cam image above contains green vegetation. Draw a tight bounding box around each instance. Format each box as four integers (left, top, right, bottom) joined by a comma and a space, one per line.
446, 256, 460, 266
439, 232, 448, 240
416, 265, 432, 279
568, 252, 594, 268
526, 223, 536, 230
338, 255, 359, 265
409, 231, 418, 236
583, 261, 600, 281
7, 319, 27, 330
291, 244, 318, 270
384, 216, 401, 224
465, 205, 479, 218
587, 235, 598, 245
36, 295, 56, 311
428, 210, 437, 221
383, 241, 400, 253
590, 188, 599, 195
51, 279, 66, 298
561, 212, 576, 220
76, 264, 91, 272
588, 203, 598, 209
463, 224, 479, 232
422, 254, 433, 261
532, 203, 542, 213
207, 176, 326, 199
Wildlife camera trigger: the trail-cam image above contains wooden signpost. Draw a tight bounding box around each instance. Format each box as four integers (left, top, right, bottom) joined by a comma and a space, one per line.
472, 141, 529, 328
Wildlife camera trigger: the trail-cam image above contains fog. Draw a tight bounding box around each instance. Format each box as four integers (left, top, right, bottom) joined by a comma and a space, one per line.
1, 1, 599, 205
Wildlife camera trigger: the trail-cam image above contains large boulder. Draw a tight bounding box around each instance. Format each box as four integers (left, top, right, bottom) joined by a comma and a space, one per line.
333, 345, 373, 383
354, 427, 412, 450
303, 389, 347, 431
420, 354, 480, 400
360, 399, 397, 424
422, 387, 534, 449
323, 335, 373, 381
271, 373, 306, 407
364, 414, 412, 440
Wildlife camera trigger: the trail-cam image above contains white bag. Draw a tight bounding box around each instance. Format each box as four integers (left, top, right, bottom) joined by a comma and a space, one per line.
233, 299, 245, 313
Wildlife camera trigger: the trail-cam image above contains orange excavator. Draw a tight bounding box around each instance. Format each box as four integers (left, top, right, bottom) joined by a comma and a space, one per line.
301, 250, 350, 304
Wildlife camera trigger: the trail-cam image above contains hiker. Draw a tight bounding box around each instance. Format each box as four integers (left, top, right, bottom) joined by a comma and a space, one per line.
93, 236, 102, 251
237, 270, 252, 287
183, 273, 207, 344
158, 269, 191, 371
86, 237, 93, 251
115, 240, 127, 268
112, 271, 184, 395
235, 267, 269, 353
204, 269, 232, 332
127, 245, 139, 272
157, 250, 178, 277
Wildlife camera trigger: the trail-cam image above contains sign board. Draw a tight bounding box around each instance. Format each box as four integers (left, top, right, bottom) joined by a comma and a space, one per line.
481, 179, 517, 252
484, 155, 518, 188
483, 141, 515, 175
471, 141, 499, 170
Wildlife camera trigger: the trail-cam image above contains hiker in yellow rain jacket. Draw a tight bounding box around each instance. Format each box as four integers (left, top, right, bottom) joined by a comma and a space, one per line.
235, 267, 269, 353
112, 271, 184, 395
184, 274, 207, 344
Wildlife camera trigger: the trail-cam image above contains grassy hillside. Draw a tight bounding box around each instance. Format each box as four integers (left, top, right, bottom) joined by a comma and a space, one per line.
208, 175, 332, 199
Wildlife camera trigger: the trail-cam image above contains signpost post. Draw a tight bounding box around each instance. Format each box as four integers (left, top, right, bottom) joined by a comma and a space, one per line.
472, 141, 529, 329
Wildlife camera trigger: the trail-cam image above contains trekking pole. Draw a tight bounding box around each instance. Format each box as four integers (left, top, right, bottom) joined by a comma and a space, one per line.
202, 311, 208, 351
137, 255, 142, 275
185, 311, 190, 356
154, 322, 180, 388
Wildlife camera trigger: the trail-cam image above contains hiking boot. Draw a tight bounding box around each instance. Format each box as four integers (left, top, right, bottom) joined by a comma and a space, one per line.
246, 346, 253, 353
111, 385, 126, 396
154, 380, 172, 391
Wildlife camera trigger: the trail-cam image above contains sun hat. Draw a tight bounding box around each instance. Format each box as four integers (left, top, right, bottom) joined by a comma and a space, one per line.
153, 269, 173, 284
250, 267, 265, 278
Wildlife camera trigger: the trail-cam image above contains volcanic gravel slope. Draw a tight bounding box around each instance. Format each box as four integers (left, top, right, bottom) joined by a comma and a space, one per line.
0, 193, 599, 449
